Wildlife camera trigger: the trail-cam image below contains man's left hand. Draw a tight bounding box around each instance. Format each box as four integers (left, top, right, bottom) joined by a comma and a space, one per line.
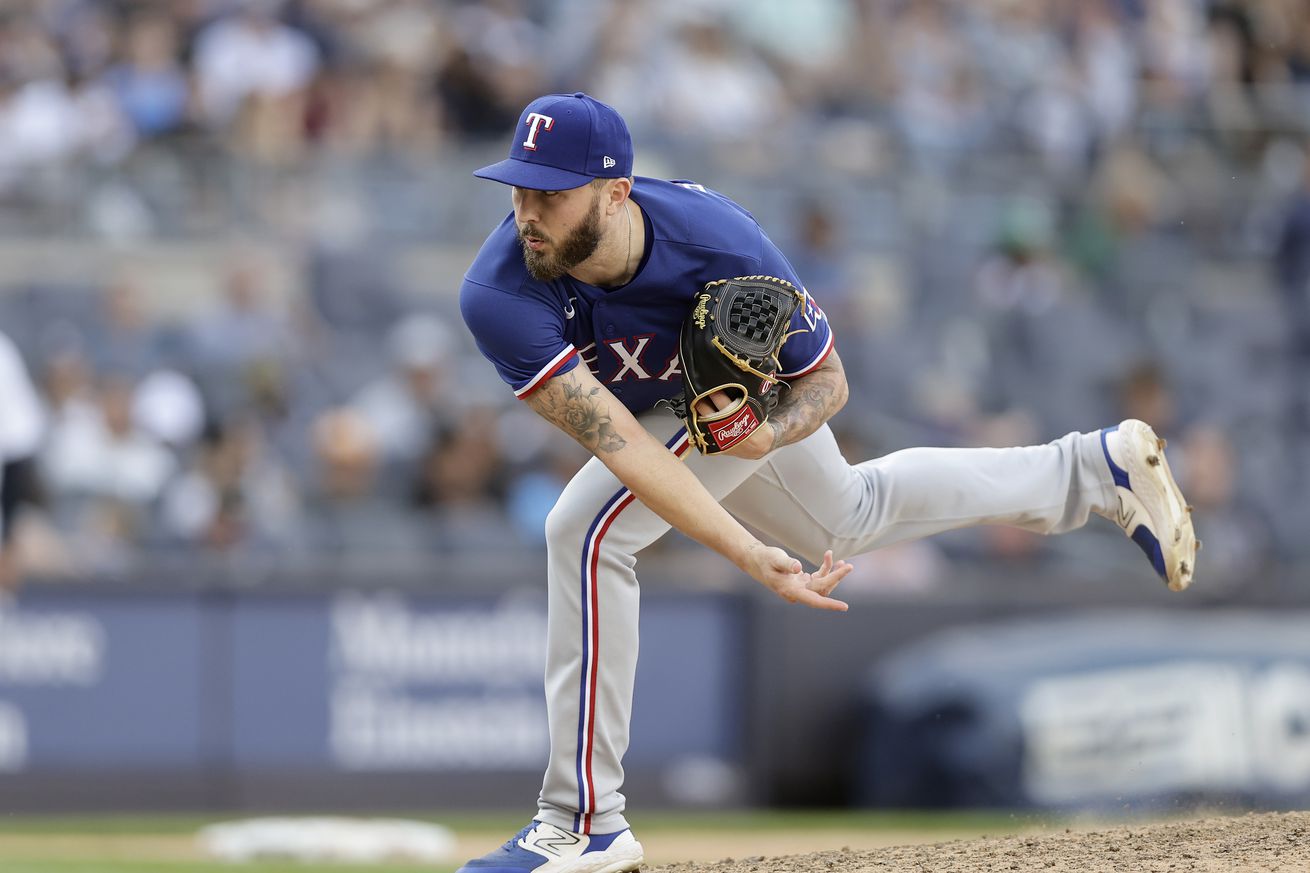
694, 390, 779, 460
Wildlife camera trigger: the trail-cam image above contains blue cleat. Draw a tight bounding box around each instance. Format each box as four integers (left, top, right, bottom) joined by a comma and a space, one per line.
1099, 419, 1200, 591
456, 820, 644, 873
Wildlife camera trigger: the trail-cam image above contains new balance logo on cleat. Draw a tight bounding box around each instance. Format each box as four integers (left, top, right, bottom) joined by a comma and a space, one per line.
457, 821, 643, 873
520, 826, 581, 857
1097, 419, 1200, 592
1114, 495, 1136, 531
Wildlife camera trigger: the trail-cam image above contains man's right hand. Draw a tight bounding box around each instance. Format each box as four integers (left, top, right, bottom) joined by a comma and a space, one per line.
741, 544, 852, 611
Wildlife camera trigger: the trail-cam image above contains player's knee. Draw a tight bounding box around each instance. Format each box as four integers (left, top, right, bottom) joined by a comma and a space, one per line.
544, 500, 589, 551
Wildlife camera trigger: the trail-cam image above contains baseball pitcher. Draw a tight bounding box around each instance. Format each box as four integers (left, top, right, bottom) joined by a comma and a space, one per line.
456, 92, 1198, 873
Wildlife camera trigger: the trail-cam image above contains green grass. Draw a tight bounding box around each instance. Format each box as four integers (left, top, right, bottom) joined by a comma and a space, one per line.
0, 809, 1052, 873
0, 864, 446, 873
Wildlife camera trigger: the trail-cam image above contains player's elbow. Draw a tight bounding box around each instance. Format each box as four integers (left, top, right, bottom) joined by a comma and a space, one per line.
832, 374, 849, 414
821, 350, 849, 416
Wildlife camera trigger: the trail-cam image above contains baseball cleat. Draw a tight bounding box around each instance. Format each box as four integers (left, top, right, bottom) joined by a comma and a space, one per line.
456, 820, 643, 873
1098, 419, 1199, 591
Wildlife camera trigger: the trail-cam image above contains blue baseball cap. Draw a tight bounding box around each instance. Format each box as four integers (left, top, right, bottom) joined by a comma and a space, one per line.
474, 92, 633, 191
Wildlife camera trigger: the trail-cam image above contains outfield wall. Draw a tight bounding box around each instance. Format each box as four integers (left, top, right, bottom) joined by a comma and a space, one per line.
0, 584, 750, 812
1, 574, 1309, 813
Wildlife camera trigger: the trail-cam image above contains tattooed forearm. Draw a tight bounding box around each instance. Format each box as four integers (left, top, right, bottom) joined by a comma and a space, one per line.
528, 373, 628, 454
766, 350, 849, 451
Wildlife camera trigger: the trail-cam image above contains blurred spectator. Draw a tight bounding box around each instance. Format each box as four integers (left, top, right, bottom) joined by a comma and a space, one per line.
68, 64, 137, 165
411, 404, 518, 554
193, 0, 319, 161
434, 43, 516, 140
190, 256, 303, 428
439, 0, 544, 137
1068, 140, 1183, 318
1073, 0, 1137, 146
970, 200, 1071, 424
0, 3, 135, 192
1175, 423, 1274, 589
159, 417, 300, 555
887, 0, 987, 170
412, 405, 506, 509
1275, 148, 1310, 430
1201, 5, 1266, 163
787, 200, 857, 325
0, 72, 84, 191
299, 406, 426, 564
40, 373, 175, 505
727, 0, 853, 108
350, 313, 457, 487
305, 242, 406, 339
54, 1, 117, 79
194, 1, 318, 125
1118, 361, 1180, 438
1140, 0, 1210, 104
102, 12, 190, 139
89, 273, 162, 377
976, 0, 1096, 177
305, 56, 442, 158
653, 10, 788, 144
132, 368, 206, 450
39, 339, 96, 424
0, 9, 62, 81
287, 0, 447, 156
1018, 58, 1097, 180
38, 371, 175, 573
191, 258, 296, 372
0, 330, 46, 593
975, 199, 1065, 316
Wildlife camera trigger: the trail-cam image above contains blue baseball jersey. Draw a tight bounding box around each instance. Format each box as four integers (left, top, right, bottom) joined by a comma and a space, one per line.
460, 177, 834, 415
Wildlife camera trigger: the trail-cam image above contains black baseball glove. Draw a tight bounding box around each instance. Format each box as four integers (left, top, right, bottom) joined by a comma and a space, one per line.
670, 275, 807, 454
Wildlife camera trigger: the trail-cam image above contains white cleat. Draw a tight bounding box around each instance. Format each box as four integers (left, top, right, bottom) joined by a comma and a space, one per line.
1098, 419, 1200, 592
455, 821, 644, 873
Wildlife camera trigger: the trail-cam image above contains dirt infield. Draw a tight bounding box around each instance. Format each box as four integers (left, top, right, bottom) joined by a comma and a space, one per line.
645, 811, 1310, 873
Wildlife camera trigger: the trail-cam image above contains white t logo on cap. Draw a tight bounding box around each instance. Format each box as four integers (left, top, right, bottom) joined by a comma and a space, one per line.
523, 113, 554, 150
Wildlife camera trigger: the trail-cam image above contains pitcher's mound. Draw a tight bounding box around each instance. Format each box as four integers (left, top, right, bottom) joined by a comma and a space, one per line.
646, 811, 1310, 873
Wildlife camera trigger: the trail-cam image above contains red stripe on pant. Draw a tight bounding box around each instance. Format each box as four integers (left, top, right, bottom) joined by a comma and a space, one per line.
578, 435, 691, 834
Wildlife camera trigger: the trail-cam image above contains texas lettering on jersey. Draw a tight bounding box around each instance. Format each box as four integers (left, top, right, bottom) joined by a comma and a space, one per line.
577, 338, 682, 384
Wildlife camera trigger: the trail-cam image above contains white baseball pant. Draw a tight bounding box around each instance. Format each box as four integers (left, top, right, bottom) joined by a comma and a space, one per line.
538, 407, 1116, 834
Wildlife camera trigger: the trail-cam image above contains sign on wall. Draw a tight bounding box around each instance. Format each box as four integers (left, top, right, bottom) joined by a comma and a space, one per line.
860, 611, 1310, 809
0, 589, 746, 783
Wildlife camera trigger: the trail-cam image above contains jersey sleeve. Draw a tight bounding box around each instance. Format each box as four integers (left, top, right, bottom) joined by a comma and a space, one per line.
459, 278, 579, 398
756, 238, 835, 379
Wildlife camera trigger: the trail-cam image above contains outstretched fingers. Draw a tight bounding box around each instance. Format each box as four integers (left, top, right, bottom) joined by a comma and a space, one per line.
753, 545, 851, 612
808, 549, 854, 597
778, 550, 851, 612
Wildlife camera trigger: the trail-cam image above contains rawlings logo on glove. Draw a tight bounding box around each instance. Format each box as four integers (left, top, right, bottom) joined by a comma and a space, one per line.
670, 275, 808, 454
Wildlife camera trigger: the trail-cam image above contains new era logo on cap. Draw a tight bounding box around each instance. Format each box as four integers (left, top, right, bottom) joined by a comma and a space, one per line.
474, 93, 634, 191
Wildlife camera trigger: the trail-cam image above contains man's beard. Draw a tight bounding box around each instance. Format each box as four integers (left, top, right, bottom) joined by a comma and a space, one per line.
520, 197, 603, 282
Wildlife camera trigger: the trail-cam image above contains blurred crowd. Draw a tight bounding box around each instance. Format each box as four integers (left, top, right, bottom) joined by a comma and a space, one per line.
2, 0, 1310, 593
0, 254, 595, 585
1, 0, 1309, 181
